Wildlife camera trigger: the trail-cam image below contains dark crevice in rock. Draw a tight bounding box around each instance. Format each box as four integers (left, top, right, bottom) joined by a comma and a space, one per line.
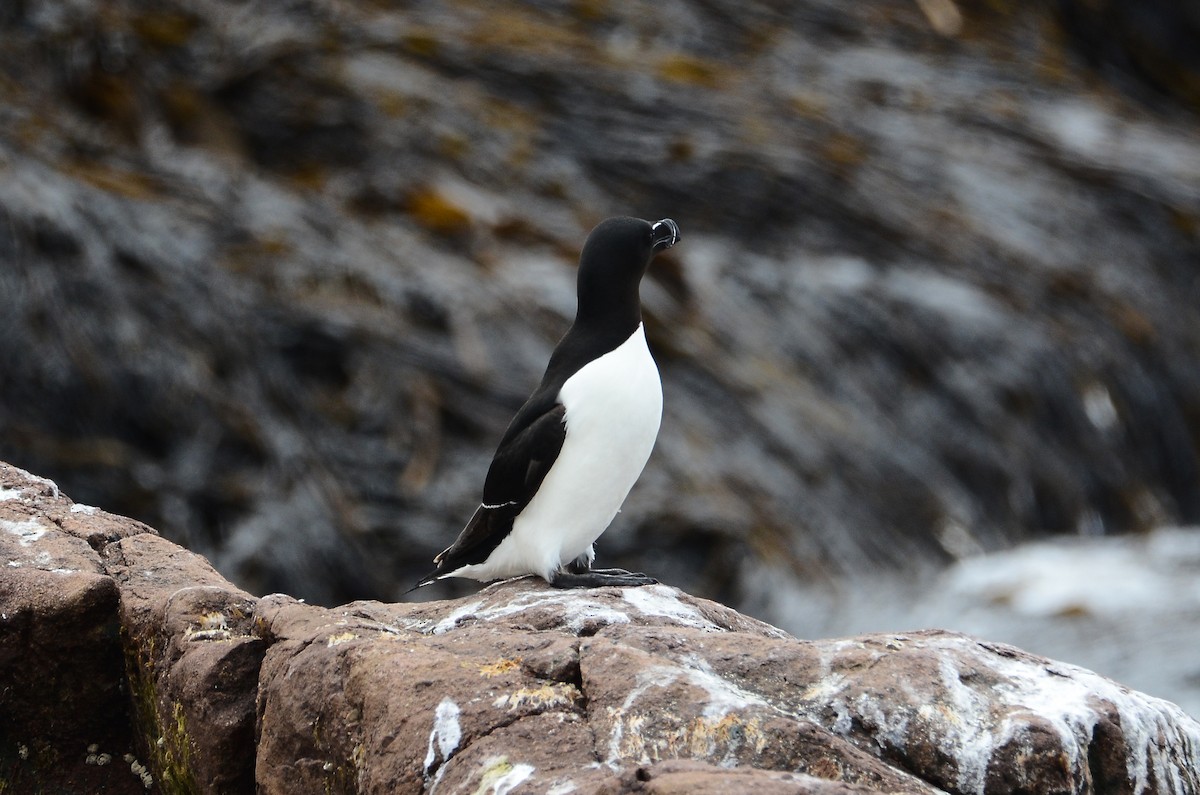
521, 639, 586, 690
572, 642, 608, 769
564, 643, 588, 710
574, 622, 605, 638
1086, 707, 1134, 795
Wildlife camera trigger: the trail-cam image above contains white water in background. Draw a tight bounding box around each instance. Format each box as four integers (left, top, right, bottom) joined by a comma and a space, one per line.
751, 526, 1200, 719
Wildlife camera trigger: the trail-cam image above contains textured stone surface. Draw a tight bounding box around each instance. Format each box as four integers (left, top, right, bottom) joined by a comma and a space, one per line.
0, 464, 148, 794
246, 578, 1200, 794
250, 585, 942, 794
105, 535, 262, 794
4, 459, 1200, 794
609, 760, 888, 794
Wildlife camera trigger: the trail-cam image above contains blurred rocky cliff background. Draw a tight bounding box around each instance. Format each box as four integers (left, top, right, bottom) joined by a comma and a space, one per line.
2, 1, 1199, 710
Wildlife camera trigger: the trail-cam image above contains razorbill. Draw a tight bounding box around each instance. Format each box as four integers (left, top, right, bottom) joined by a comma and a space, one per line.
414, 216, 680, 590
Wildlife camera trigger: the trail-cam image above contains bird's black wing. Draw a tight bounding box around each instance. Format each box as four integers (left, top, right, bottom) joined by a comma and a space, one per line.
414, 400, 567, 585
480, 398, 568, 509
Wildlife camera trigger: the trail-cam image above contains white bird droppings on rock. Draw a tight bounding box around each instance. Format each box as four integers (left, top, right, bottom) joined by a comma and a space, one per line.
429, 588, 634, 635
431, 600, 484, 635
620, 585, 720, 630
476, 757, 535, 795
423, 696, 462, 786
3, 518, 49, 547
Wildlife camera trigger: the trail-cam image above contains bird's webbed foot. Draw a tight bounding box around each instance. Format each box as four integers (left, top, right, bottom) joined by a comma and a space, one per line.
548, 567, 658, 588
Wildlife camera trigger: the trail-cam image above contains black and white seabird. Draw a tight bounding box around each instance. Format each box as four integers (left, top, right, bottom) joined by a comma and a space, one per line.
414, 216, 680, 590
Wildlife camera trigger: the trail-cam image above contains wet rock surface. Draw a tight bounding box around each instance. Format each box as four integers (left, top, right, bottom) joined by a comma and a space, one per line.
4, 461, 1200, 794
1, 0, 1198, 619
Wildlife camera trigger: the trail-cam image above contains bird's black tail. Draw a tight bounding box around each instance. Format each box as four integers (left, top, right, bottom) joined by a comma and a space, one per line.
403, 567, 443, 596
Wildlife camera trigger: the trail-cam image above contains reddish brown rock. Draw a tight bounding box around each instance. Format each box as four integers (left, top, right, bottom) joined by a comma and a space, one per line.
576, 632, 937, 793
0, 463, 143, 794
4, 459, 1200, 795
611, 760, 892, 794
250, 580, 1200, 794
2, 461, 259, 794
777, 632, 1200, 795
104, 532, 262, 794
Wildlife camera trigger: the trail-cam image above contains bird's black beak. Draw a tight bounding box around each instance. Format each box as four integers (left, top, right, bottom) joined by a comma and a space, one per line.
651, 218, 680, 252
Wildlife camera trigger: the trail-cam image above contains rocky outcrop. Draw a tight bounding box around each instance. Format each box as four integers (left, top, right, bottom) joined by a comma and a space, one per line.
3, 461, 1199, 794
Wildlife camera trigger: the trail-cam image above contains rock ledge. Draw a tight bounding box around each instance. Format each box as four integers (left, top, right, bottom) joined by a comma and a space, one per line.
2, 460, 1198, 794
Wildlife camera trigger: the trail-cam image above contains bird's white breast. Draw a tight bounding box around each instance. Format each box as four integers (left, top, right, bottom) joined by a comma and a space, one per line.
468, 323, 662, 581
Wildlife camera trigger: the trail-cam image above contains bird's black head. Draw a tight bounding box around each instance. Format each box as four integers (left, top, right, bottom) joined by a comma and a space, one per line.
574, 216, 680, 331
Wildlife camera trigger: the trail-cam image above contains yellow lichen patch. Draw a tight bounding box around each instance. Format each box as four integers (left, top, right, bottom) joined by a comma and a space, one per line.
614, 711, 768, 764
327, 631, 359, 648
402, 31, 442, 58
471, 755, 534, 795
132, 10, 199, 48
437, 133, 471, 160
1107, 301, 1157, 346
920, 701, 963, 727
807, 756, 845, 780
478, 658, 522, 678
286, 163, 330, 191
14, 113, 51, 150
492, 683, 579, 712
611, 713, 655, 761
184, 609, 235, 642
788, 91, 829, 120
63, 159, 161, 201
800, 676, 847, 703
657, 53, 722, 88
199, 612, 227, 631
465, 8, 593, 57
735, 114, 779, 150
478, 96, 541, 135
821, 130, 870, 170
160, 79, 206, 128
405, 187, 472, 237
375, 93, 409, 118
680, 713, 768, 758
571, 0, 609, 22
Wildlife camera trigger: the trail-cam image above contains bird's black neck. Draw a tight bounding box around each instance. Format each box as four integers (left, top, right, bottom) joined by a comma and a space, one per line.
540, 303, 642, 396
573, 273, 642, 338
544, 238, 649, 389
